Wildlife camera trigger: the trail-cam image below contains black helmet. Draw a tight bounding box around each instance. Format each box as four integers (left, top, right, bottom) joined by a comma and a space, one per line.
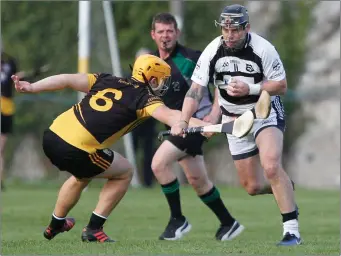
215, 4, 249, 29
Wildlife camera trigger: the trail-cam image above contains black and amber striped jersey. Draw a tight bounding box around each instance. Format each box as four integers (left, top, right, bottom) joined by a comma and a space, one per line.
49, 73, 164, 153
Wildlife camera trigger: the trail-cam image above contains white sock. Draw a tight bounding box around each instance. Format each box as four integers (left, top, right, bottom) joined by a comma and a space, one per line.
52, 213, 65, 220
283, 219, 300, 238
93, 211, 107, 219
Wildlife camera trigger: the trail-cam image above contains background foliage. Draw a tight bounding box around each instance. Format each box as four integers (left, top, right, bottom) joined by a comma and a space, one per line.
1, 1, 312, 163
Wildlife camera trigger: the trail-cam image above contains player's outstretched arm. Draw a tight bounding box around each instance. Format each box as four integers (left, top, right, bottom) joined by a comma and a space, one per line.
151, 105, 209, 128
170, 82, 204, 136
12, 73, 89, 93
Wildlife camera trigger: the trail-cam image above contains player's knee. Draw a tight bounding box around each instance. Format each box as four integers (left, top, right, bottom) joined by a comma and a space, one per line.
151, 158, 166, 175
243, 183, 262, 196
74, 176, 92, 186
187, 175, 210, 192
187, 175, 201, 187
107, 159, 134, 181
262, 160, 281, 180
109, 167, 133, 182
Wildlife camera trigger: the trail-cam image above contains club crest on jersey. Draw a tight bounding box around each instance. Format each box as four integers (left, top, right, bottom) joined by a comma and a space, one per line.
246, 64, 254, 73
272, 59, 281, 71
195, 60, 201, 70
102, 149, 113, 157
172, 81, 180, 92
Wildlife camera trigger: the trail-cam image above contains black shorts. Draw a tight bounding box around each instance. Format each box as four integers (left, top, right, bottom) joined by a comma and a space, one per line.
1, 114, 13, 134
167, 133, 206, 157
42, 129, 115, 179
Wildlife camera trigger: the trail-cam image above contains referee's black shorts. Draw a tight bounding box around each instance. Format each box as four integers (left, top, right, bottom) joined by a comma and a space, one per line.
167, 133, 206, 157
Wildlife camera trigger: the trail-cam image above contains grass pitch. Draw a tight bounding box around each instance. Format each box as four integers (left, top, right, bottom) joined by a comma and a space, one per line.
1, 182, 339, 255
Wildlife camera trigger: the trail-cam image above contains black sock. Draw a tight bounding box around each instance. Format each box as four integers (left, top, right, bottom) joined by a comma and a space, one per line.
161, 179, 183, 219
200, 186, 235, 227
281, 210, 298, 223
87, 212, 107, 230
49, 213, 66, 229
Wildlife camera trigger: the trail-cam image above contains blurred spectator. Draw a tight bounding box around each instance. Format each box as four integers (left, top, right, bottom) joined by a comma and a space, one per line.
1, 49, 17, 191
131, 47, 157, 188
0, 38, 50, 191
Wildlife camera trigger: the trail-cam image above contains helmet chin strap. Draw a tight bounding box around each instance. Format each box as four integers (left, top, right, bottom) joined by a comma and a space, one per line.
141, 72, 157, 96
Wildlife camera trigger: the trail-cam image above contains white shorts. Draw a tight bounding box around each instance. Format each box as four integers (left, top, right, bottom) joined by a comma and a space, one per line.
222, 97, 286, 160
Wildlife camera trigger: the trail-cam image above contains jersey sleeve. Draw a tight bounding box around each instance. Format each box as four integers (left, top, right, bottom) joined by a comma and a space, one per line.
191, 48, 211, 87
136, 91, 164, 118
262, 46, 286, 81
191, 38, 219, 87
87, 73, 99, 90
87, 73, 114, 90
192, 50, 202, 63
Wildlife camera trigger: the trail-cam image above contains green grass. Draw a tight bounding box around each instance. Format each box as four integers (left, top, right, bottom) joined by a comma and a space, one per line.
1, 182, 339, 255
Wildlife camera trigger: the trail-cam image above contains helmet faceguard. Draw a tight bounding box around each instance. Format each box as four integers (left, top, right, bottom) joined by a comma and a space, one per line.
215, 5, 249, 52
148, 74, 171, 96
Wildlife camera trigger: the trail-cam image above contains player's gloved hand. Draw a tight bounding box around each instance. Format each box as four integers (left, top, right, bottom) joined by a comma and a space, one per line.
11, 75, 33, 93
226, 77, 249, 97
171, 120, 188, 138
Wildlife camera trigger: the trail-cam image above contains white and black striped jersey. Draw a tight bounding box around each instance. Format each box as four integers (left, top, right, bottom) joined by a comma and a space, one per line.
191, 32, 286, 114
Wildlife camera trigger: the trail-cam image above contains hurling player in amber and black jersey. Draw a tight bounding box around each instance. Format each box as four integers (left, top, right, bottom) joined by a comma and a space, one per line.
12, 54, 209, 243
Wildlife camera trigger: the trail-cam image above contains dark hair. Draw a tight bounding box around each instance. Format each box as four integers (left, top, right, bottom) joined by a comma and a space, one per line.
151, 12, 178, 30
